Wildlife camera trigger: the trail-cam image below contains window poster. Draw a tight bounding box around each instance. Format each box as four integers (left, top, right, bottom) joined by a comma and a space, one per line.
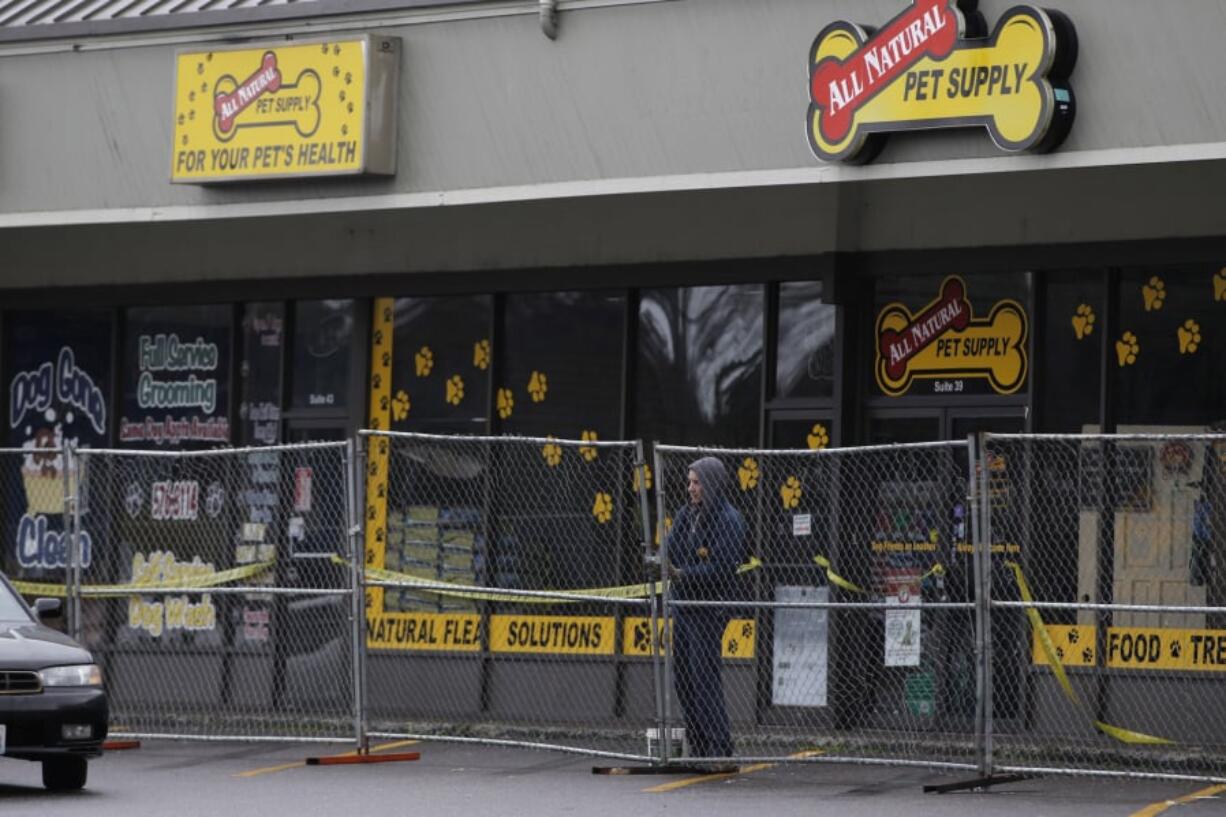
3, 311, 112, 581
120, 305, 232, 448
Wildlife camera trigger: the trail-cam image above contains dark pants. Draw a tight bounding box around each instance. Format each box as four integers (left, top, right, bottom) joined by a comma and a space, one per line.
672, 607, 733, 758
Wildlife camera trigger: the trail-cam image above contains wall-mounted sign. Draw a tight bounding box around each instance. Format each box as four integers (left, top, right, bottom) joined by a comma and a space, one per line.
875, 276, 1028, 396
171, 35, 400, 183
807, 0, 1077, 163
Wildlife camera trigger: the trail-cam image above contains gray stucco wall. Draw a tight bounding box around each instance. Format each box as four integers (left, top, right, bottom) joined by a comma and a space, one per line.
2, 0, 1225, 287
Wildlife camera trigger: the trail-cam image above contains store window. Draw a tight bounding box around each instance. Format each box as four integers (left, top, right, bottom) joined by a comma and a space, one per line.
290, 300, 353, 411
239, 303, 284, 446
500, 291, 624, 438
637, 285, 764, 447
1114, 266, 1225, 429
1040, 271, 1103, 433
3, 310, 112, 582
120, 304, 232, 448
389, 295, 491, 434
775, 280, 836, 401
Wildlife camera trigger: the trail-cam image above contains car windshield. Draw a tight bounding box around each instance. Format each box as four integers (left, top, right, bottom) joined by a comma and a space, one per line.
0, 578, 34, 621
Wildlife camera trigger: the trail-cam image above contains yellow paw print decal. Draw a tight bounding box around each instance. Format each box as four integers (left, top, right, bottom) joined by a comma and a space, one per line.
806, 424, 830, 450
415, 346, 434, 377
541, 438, 562, 467
445, 374, 465, 405
654, 516, 673, 546
391, 390, 410, 421
633, 463, 652, 492
580, 430, 599, 462
1115, 331, 1140, 367
1142, 276, 1166, 312
1178, 319, 1202, 355
1215, 268, 1226, 301
528, 371, 548, 402
496, 387, 514, 419
737, 457, 760, 491
780, 475, 802, 509
1071, 304, 1095, 340
592, 492, 613, 524
473, 339, 491, 370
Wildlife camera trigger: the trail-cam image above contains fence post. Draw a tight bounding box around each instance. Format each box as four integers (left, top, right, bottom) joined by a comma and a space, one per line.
970, 433, 994, 778
347, 436, 369, 753
637, 441, 666, 765
64, 445, 83, 642
652, 443, 673, 763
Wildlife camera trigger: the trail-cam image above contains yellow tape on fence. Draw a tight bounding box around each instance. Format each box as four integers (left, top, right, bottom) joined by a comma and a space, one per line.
813, 555, 867, 594
1005, 561, 1173, 746
13, 561, 275, 599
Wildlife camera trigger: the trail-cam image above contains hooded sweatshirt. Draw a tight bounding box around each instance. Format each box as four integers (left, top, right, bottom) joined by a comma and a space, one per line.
666, 456, 749, 601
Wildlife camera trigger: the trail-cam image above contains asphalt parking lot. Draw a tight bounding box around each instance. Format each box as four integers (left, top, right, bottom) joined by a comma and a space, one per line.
0, 739, 1222, 817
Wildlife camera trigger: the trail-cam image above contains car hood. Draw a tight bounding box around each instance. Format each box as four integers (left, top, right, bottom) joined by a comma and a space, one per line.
0, 618, 93, 670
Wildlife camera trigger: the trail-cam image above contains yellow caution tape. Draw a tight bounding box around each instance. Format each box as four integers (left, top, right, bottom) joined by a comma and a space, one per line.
12, 561, 275, 600
345, 554, 769, 605
813, 555, 867, 594
11, 581, 70, 597
1006, 561, 1173, 746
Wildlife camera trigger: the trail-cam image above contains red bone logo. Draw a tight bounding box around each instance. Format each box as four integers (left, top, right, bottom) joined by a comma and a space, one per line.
810, 0, 960, 144
214, 52, 283, 135
879, 277, 971, 381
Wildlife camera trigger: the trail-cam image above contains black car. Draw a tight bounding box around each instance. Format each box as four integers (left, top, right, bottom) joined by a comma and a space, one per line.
0, 574, 108, 791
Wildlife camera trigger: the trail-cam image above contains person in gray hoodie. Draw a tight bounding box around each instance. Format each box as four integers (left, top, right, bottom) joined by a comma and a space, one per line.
664, 456, 749, 763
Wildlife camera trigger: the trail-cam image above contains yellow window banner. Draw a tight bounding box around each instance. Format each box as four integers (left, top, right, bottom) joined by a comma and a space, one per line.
621, 617, 756, 660
1031, 624, 1226, 673
490, 615, 616, 656
367, 612, 482, 652
171, 35, 400, 182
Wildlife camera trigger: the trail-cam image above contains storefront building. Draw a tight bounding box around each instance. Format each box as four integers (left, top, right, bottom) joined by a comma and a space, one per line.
0, 0, 1223, 743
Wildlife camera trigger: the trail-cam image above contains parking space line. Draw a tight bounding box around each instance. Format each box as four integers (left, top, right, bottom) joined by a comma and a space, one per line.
235, 740, 420, 778
642, 750, 823, 793
1131, 783, 1225, 817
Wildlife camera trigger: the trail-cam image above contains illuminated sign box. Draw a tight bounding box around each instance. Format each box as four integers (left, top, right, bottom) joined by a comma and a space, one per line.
807, 0, 1077, 163
171, 35, 400, 183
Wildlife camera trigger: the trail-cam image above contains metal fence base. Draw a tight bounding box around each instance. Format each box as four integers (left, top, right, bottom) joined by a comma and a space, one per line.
592, 764, 738, 776
923, 773, 1036, 794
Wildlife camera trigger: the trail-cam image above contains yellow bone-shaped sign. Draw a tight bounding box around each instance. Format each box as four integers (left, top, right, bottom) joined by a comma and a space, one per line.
875, 275, 1028, 396
808, 3, 1077, 163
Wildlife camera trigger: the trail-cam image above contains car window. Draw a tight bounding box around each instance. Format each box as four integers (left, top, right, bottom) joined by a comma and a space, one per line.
0, 578, 34, 621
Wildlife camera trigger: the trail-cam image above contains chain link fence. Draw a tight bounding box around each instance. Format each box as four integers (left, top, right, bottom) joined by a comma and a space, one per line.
983, 433, 1226, 782
653, 441, 979, 771
72, 442, 360, 743
4, 432, 1224, 782
360, 431, 657, 761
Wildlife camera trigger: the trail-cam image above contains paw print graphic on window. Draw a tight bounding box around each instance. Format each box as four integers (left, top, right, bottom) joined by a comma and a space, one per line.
496, 388, 514, 419
445, 374, 465, 405
1071, 304, 1095, 340
780, 476, 803, 509
473, 339, 491, 370
391, 390, 410, 421
580, 430, 599, 462
542, 437, 562, 467
1115, 331, 1140, 367
1215, 268, 1226, 301
592, 492, 613, 524
1178, 319, 1202, 355
737, 457, 760, 491
633, 463, 652, 492
528, 371, 549, 402
415, 346, 434, 377
1142, 276, 1166, 312
806, 424, 830, 450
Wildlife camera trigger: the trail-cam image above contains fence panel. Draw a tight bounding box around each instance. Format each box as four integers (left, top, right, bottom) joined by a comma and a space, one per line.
362, 431, 655, 761
73, 442, 357, 743
654, 441, 978, 770
984, 433, 1226, 783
